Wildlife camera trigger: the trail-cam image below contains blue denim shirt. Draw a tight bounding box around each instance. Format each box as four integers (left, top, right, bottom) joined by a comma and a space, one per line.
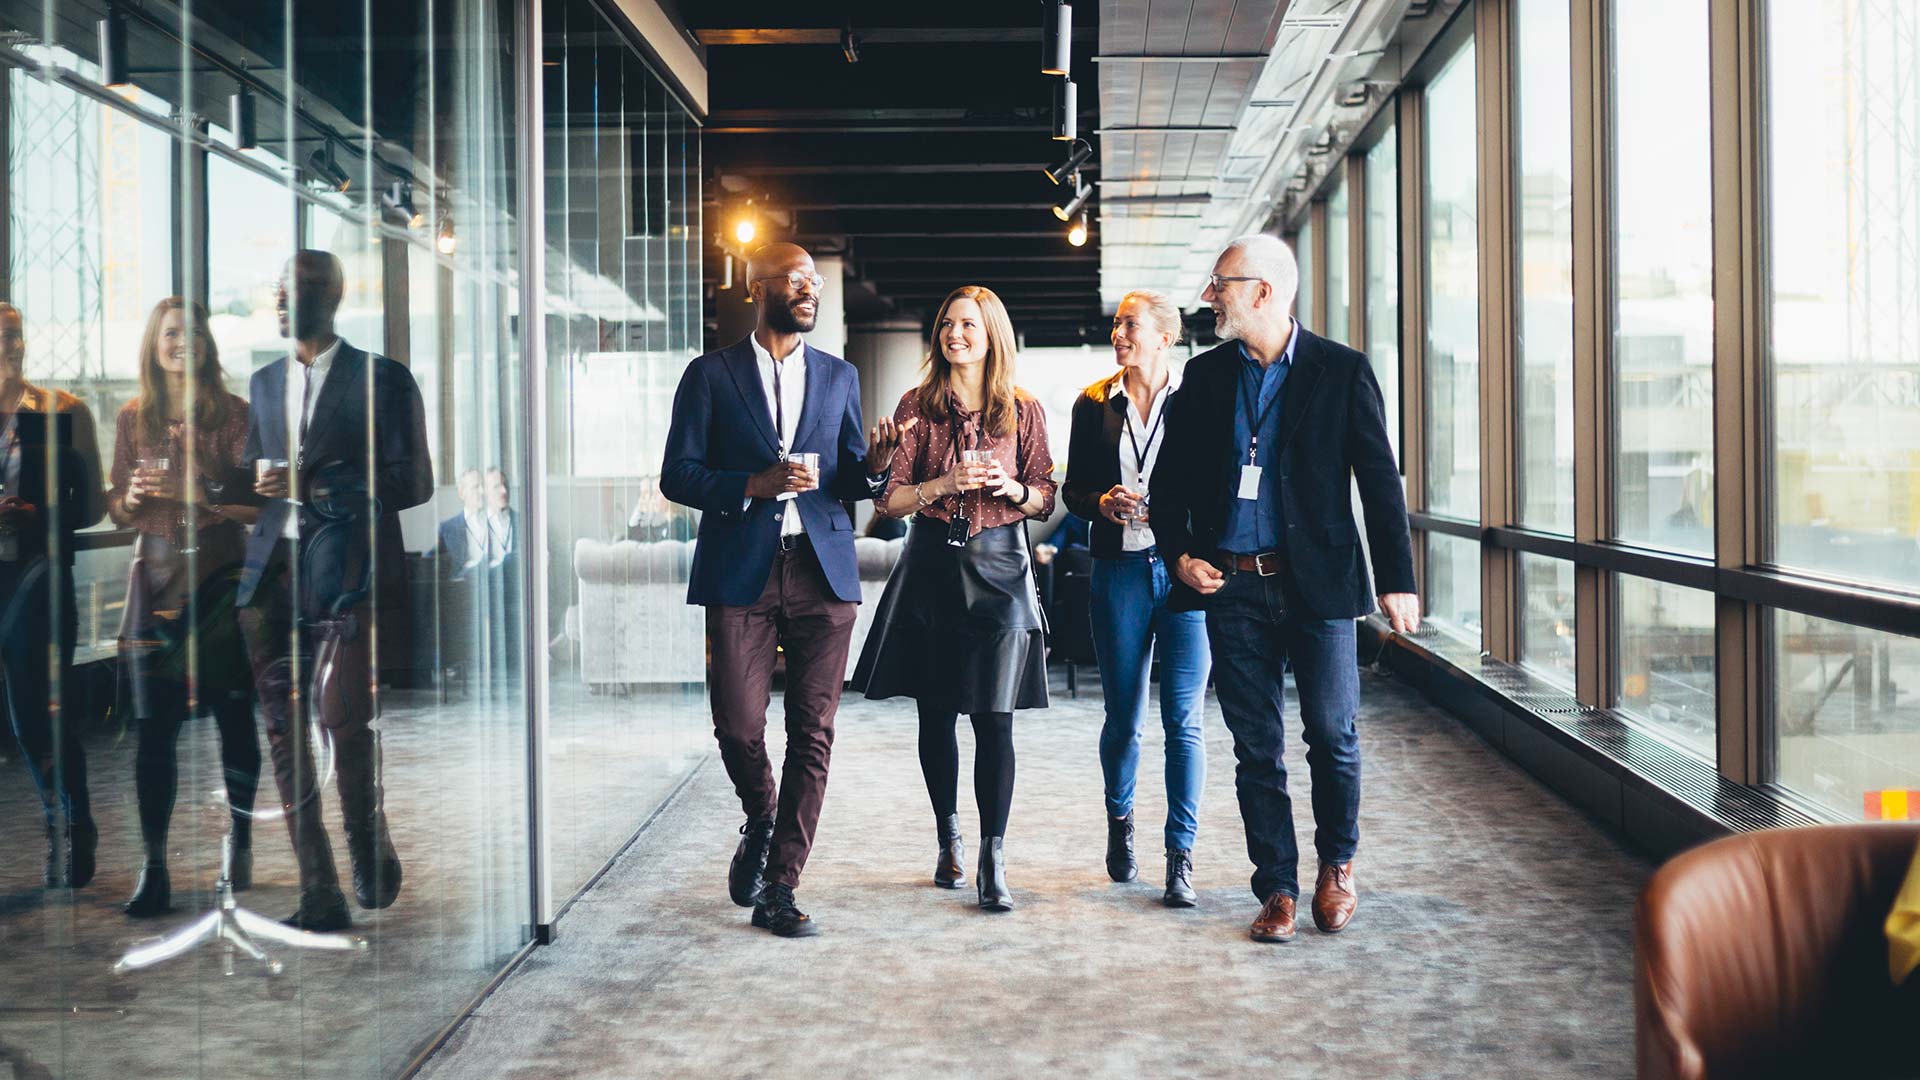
1219, 321, 1300, 555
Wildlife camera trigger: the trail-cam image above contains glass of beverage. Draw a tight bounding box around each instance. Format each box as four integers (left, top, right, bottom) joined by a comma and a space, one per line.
960, 448, 995, 491
777, 451, 820, 501
255, 457, 293, 503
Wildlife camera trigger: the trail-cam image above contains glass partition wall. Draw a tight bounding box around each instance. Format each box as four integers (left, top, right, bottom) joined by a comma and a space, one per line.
1284, 0, 1917, 829
0, 1, 702, 1075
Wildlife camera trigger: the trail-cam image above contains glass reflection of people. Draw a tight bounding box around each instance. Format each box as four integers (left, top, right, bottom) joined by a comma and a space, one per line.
851, 285, 1056, 913
1061, 290, 1212, 907
110, 298, 262, 917
0, 302, 106, 889
483, 467, 516, 567
438, 468, 486, 577
237, 251, 432, 931
626, 475, 695, 543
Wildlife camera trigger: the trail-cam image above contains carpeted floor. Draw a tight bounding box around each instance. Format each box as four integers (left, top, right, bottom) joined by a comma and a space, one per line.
419, 669, 1652, 1080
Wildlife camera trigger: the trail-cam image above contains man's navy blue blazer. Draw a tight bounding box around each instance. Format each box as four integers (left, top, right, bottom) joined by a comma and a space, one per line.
660, 336, 880, 607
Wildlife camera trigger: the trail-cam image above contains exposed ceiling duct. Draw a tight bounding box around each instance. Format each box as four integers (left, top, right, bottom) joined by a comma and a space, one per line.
1095, 0, 1421, 314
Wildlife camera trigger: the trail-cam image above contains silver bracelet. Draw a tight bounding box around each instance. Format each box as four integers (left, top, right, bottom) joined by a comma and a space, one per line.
914, 483, 936, 508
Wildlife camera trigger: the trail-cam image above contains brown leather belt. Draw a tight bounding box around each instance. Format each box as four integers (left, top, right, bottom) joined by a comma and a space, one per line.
1221, 550, 1285, 577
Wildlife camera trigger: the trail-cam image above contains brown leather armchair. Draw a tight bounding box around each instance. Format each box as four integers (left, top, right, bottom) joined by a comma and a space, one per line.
1635, 824, 1920, 1079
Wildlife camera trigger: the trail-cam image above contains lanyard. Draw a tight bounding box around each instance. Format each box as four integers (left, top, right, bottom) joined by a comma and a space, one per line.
1237, 361, 1285, 465
1122, 389, 1166, 478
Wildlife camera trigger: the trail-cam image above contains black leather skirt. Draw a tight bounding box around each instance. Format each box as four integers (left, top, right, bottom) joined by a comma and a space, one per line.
851, 516, 1049, 713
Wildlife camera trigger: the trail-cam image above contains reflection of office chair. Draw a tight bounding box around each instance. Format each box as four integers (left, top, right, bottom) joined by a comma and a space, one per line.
115, 480, 377, 977
1050, 548, 1096, 697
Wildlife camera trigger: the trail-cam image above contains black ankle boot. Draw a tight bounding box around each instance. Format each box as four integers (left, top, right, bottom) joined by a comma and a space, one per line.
223, 831, 254, 892
66, 819, 97, 890
125, 864, 173, 917
729, 818, 775, 908
43, 820, 64, 888
934, 813, 967, 889
1106, 811, 1137, 883
283, 886, 353, 932
751, 882, 818, 938
1163, 848, 1196, 908
978, 837, 1012, 912
346, 813, 401, 910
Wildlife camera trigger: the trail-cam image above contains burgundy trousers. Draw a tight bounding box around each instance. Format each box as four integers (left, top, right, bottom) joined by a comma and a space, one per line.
705, 540, 858, 889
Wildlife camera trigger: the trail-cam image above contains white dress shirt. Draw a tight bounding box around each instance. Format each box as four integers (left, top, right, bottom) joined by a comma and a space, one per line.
462, 509, 486, 569
1113, 369, 1179, 553
282, 336, 343, 538
487, 508, 514, 565
748, 333, 807, 537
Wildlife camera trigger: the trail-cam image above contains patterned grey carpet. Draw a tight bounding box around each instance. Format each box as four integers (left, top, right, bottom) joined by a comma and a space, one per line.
420, 669, 1651, 1080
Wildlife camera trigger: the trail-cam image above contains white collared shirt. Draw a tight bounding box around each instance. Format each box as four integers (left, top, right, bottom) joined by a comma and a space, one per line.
462, 508, 486, 568
748, 333, 806, 537
282, 337, 344, 538
487, 508, 514, 565
1112, 370, 1180, 552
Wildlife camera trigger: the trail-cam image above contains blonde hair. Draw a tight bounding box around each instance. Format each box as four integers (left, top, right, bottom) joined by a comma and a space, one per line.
916, 285, 1022, 438
1116, 289, 1184, 348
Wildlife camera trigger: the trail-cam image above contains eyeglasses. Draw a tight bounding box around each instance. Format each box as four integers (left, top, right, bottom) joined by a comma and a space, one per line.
753, 271, 827, 293
1207, 274, 1263, 291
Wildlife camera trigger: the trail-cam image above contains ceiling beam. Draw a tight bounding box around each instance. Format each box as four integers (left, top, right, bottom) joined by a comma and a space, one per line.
694, 27, 1096, 46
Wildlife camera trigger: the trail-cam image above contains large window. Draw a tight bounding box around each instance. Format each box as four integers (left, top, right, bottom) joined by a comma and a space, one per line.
1616, 576, 1716, 757
1514, 0, 1574, 535
1773, 611, 1920, 821
1326, 175, 1350, 345
1519, 553, 1576, 689
1424, 43, 1480, 522
1611, 0, 1713, 554
1765, 1, 1920, 592
1364, 130, 1400, 457
1427, 531, 1483, 645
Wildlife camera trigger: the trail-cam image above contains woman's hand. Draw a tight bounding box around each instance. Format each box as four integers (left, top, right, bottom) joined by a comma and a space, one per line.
984, 463, 1025, 503
946, 459, 994, 493
125, 466, 176, 510
1097, 484, 1144, 525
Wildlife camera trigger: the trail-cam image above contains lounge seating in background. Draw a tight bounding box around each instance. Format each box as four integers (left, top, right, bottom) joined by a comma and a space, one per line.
572, 538, 705, 689
1634, 823, 1920, 1079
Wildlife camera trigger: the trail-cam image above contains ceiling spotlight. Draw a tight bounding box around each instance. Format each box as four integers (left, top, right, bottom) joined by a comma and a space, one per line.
382, 179, 424, 228
734, 215, 757, 246
1066, 210, 1089, 248
1051, 174, 1092, 221
1042, 1, 1073, 77
229, 82, 257, 150
1044, 138, 1093, 185
307, 140, 351, 192
720, 253, 735, 291
841, 24, 860, 65
436, 215, 457, 255
1052, 77, 1078, 142
97, 3, 129, 88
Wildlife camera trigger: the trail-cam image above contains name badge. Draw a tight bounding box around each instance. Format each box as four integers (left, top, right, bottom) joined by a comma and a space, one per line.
1237, 464, 1262, 500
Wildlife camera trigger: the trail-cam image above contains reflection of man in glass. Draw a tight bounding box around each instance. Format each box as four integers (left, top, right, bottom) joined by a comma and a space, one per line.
236, 251, 432, 931
438, 468, 486, 576
483, 467, 515, 568
0, 302, 107, 890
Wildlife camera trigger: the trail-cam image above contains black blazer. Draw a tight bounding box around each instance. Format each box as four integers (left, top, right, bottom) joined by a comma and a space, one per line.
1061, 373, 1172, 559
237, 343, 434, 617
1, 391, 106, 567
1149, 327, 1415, 618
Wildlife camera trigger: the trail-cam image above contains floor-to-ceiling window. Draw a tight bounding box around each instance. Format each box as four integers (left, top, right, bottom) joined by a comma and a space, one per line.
1364, 128, 1399, 458
1762, 0, 1920, 820
1326, 174, 1350, 345
1423, 39, 1480, 643
1296, 213, 1316, 328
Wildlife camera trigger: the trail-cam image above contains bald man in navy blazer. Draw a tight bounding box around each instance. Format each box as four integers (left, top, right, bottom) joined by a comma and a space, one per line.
662, 243, 907, 938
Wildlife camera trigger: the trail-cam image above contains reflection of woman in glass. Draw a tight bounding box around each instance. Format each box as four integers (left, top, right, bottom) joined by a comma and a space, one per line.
851, 285, 1055, 912
109, 298, 261, 917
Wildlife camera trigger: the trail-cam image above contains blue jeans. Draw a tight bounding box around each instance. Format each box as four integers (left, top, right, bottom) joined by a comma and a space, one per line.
1204, 564, 1360, 900
1090, 549, 1211, 851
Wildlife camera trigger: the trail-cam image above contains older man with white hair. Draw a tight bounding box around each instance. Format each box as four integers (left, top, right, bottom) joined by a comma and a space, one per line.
1149, 234, 1418, 943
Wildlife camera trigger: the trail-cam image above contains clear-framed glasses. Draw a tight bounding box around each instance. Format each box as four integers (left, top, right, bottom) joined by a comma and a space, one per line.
1207, 274, 1263, 291
753, 271, 827, 293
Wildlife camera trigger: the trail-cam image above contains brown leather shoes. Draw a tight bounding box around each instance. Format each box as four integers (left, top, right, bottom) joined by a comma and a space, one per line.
1249, 893, 1296, 942
1312, 861, 1357, 933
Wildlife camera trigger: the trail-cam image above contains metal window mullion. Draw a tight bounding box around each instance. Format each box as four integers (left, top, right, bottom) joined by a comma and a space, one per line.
1708, 0, 1769, 786
1400, 89, 1430, 594
1346, 154, 1366, 350
1477, 0, 1518, 662
1571, 0, 1614, 707
1310, 198, 1330, 333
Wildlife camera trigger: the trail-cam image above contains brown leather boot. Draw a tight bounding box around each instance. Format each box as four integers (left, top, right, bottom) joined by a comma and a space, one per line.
1250, 893, 1296, 942
1312, 861, 1357, 933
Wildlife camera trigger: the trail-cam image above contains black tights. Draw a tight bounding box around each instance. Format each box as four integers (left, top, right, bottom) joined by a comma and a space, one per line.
917, 702, 1015, 839
133, 697, 261, 865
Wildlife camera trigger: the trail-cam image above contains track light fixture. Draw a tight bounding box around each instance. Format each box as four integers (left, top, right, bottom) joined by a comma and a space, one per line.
436, 214, 457, 256
720, 253, 735, 291
841, 24, 860, 65
1066, 209, 1089, 247
98, 3, 129, 88
229, 81, 257, 150
1051, 174, 1092, 221
307, 140, 351, 192
1042, 1, 1073, 77
1051, 77, 1077, 142
1044, 139, 1093, 185
382, 179, 424, 229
